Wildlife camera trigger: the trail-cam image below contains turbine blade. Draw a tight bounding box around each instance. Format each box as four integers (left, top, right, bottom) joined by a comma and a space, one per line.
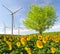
2, 21, 6, 27
2, 4, 12, 13
13, 8, 23, 14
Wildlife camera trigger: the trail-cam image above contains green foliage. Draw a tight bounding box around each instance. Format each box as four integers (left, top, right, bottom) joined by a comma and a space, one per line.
23, 4, 57, 34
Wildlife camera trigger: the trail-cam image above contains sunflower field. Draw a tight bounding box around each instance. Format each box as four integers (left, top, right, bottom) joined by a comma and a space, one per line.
0, 34, 60, 54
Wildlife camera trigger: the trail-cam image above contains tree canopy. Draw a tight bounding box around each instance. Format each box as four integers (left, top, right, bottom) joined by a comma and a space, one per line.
23, 5, 57, 34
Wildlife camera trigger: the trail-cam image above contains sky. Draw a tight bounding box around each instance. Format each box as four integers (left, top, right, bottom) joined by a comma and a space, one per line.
0, 0, 60, 35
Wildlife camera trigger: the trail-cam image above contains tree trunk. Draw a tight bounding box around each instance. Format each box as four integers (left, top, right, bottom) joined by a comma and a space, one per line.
39, 31, 42, 35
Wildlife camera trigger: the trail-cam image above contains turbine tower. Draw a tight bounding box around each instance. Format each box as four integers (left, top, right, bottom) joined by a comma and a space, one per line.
2, 21, 6, 34
18, 22, 22, 35
17, 26, 24, 35
17, 18, 23, 35
18, 23, 20, 35
2, 4, 22, 35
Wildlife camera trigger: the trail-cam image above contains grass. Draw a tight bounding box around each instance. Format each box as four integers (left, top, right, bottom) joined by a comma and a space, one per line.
0, 31, 60, 36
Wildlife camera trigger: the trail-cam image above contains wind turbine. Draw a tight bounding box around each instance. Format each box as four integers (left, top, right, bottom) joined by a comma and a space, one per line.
17, 23, 20, 35
17, 26, 25, 35
2, 21, 7, 34
2, 4, 23, 35
17, 18, 24, 35
18, 22, 22, 35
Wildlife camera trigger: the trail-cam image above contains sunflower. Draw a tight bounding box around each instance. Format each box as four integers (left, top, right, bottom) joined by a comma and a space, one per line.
36, 40, 43, 49
25, 47, 31, 54
27, 36, 32, 41
42, 37, 47, 43
9, 45, 12, 50
16, 42, 20, 48
38, 35, 42, 40
4, 36, 7, 41
21, 38, 26, 46
50, 47, 56, 54
52, 36, 59, 43
9, 38, 12, 41
6, 41, 12, 50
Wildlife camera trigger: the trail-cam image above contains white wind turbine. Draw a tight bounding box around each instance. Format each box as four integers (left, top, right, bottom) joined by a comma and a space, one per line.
2, 21, 7, 34
2, 4, 23, 35
17, 18, 25, 35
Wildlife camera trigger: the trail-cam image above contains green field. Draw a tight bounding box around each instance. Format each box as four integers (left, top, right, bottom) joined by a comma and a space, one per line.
0, 31, 60, 36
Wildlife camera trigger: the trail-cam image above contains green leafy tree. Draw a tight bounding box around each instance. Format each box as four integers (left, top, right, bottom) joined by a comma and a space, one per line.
23, 5, 57, 34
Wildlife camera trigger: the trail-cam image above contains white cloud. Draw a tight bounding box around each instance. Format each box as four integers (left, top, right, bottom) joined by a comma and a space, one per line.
0, 24, 60, 35
45, 24, 60, 32
0, 27, 38, 35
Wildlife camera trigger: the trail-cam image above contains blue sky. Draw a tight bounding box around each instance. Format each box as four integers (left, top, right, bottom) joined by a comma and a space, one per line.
0, 0, 60, 35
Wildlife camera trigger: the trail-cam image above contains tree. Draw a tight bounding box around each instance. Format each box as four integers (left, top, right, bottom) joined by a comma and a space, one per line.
23, 5, 57, 34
